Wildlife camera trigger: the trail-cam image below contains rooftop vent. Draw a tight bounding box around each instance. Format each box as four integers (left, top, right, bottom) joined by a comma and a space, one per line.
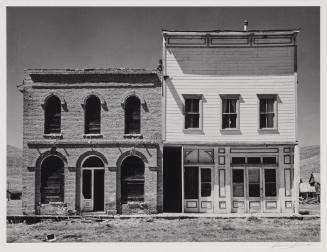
243, 20, 248, 31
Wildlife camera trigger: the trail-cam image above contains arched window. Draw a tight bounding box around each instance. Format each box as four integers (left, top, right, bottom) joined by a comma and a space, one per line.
125, 96, 141, 134
121, 156, 144, 203
44, 95, 61, 134
41, 156, 64, 203
85, 95, 101, 134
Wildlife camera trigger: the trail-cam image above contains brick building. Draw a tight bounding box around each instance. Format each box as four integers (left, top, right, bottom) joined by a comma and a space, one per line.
18, 69, 162, 215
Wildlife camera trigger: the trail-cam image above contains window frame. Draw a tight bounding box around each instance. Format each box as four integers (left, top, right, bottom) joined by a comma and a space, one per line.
220, 94, 240, 130
257, 94, 278, 131
84, 95, 101, 135
124, 95, 141, 135
182, 94, 203, 133
44, 95, 62, 135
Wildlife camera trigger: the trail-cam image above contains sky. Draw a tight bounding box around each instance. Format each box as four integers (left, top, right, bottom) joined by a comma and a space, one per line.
6, 7, 320, 148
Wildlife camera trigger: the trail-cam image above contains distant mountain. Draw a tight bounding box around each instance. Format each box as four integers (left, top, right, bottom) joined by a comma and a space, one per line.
300, 145, 320, 182
7, 145, 23, 191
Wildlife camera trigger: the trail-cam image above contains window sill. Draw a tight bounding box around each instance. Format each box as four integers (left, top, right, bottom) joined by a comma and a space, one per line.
124, 134, 143, 139
183, 128, 204, 134
257, 129, 279, 134
43, 133, 63, 139
83, 134, 103, 139
220, 129, 241, 135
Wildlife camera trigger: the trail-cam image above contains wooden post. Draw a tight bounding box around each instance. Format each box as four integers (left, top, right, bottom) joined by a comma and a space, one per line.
293, 145, 300, 214
181, 146, 184, 213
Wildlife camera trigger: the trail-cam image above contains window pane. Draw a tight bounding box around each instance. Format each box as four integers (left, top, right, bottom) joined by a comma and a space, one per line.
125, 96, 141, 134
184, 166, 198, 199
265, 169, 277, 197
260, 114, 267, 128
82, 170, 92, 199
191, 99, 199, 113
222, 114, 230, 129
248, 169, 260, 183
248, 157, 261, 164
267, 114, 274, 128
229, 99, 237, 113
191, 114, 199, 128
232, 157, 246, 164
185, 99, 192, 113
233, 169, 244, 197
199, 149, 214, 164
233, 170, 244, 183
126, 182, 144, 202
249, 184, 260, 197
267, 99, 274, 112
201, 183, 211, 197
184, 149, 198, 164
260, 99, 266, 113
263, 157, 277, 164
201, 168, 211, 183
222, 99, 228, 113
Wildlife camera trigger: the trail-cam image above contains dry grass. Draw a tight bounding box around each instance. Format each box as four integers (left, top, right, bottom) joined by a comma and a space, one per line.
7, 217, 320, 242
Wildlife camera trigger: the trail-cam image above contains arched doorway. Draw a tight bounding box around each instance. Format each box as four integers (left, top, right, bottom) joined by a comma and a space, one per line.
121, 156, 145, 203
81, 156, 104, 212
41, 156, 64, 204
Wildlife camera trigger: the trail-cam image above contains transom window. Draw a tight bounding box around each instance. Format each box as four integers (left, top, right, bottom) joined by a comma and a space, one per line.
221, 95, 240, 129
183, 94, 203, 130
258, 95, 277, 129
85, 95, 101, 134
125, 96, 141, 134
44, 95, 61, 134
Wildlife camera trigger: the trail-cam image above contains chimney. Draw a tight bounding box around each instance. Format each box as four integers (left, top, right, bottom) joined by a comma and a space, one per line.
243, 20, 248, 31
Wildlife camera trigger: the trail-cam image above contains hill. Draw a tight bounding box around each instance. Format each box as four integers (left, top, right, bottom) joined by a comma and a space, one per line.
7, 145, 23, 191
300, 145, 320, 182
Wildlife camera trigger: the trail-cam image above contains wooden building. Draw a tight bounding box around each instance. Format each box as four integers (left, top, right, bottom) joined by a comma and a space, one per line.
161, 25, 300, 214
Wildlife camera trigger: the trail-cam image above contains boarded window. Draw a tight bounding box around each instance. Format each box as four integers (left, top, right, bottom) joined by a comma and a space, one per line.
232, 169, 244, 197
222, 98, 238, 129
264, 169, 277, 197
44, 95, 61, 134
259, 98, 275, 129
125, 96, 141, 134
41, 156, 64, 204
85, 95, 101, 134
184, 166, 199, 199
121, 156, 144, 202
185, 98, 200, 129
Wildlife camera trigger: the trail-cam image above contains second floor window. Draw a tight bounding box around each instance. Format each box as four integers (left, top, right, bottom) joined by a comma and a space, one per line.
125, 96, 141, 134
184, 95, 202, 129
221, 95, 239, 129
259, 95, 277, 129
85, 95, 101, 134
44, 95, 61, 134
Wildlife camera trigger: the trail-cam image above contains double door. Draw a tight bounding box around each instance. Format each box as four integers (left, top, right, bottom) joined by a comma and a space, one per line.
184, 166, 213, 213
232, 167, 278, 213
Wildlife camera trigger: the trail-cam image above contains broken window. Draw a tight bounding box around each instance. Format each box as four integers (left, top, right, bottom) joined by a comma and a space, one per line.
125, 96, 141, 134
121, 156, 144, 203
41, 156, 64, 204
44, 95, 61, 134
85, 95, 101, 134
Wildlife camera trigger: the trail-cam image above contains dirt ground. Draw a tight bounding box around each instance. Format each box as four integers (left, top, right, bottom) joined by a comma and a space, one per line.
7, 217, 320, 242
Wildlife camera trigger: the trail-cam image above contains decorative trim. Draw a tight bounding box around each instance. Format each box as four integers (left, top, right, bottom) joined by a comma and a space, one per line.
218, 156, 225, 165
219, 201, 226, 209
285, 201, 293, 208
266, 201, 278, 209
108, 166, 117, 172
283, 147, 291, 153
284, 155, 291, 164
34, 149, 68, 168
185, 201, 198, 208
41, 92, 66, 106
116, 150, 149, 169
231, 148, 279, 153
43, 134, 63, 139
149, 166, 158, 171
218, 148, 225, 153
67, 166, 76, 172
75, 150, 108, 168
201, 201, 212, 209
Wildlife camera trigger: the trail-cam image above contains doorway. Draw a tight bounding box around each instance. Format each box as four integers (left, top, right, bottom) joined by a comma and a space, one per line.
81, 156, 104, 212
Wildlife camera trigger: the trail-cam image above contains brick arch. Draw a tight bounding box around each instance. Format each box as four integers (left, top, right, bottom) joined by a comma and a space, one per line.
35, 149, 68, 168
116, 150, 148, 169
41, 92, 66, 107
76, 150, 108, 168
81, 91, 106, 106
120, 91, 145, 106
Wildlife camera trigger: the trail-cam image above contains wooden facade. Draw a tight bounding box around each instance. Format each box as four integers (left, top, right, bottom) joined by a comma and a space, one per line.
162, 29, 300, 214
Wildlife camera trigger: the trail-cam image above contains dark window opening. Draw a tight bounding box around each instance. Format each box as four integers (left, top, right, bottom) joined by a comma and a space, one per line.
82, 170, 92, 199
263, 157, 277, 164
264, 169, 277, 197
41, 156, 64, 204
184, 166, 199, 199
85, 95, 101, 134
83, 156, 104, 167
125, 96, 141, 134
44, 96, 61, 134
121, 156, 144, 202
201, 168, 211, 197
232, 157, 246, 164
259, 98, 275, 128
247, 157, 261, 164
9, 192, 22, 200
185, 99, 200, 129
232, 169, 244, 197
222, 98, 237, 129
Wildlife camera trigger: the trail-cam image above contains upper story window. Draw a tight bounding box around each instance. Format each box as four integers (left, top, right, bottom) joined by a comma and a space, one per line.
183, 94, 203, 130
85, 95, 101, 134
258, 94, 277, 129
220, 95, 240, 130
44, 95, 61, 134
125, 96, 141, 134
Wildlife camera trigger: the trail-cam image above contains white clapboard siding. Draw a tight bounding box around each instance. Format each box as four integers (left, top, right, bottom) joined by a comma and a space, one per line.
164, 47, 296, 143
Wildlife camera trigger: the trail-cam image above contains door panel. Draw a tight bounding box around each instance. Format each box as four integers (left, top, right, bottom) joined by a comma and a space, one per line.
82, 170, 93, 211
231, 169, 246, 213
94, 169, 104, 211
247, 168, 262, 213
263, 168, 278, 212
199, 167, 213, 213
184, 166, 199, 212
